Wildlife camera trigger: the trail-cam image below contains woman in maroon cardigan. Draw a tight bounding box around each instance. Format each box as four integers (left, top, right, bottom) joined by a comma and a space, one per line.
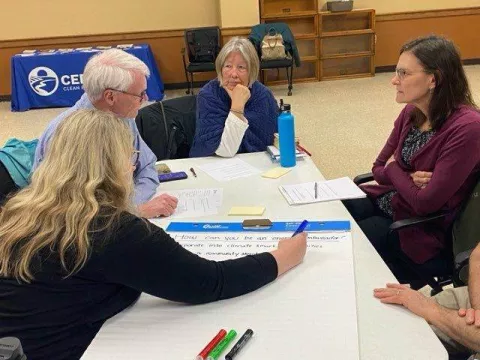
344, 35, 480, 284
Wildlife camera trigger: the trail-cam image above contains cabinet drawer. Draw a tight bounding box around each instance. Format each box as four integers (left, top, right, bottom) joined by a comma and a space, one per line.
262, 0, 317, 16
296, 38, 318, 59
321, 34, 374, 57
265, 16, 317, 37
320, 56, 373, 80
320, 12, 373, 33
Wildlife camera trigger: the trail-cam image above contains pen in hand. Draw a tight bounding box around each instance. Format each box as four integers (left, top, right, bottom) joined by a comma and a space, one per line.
190, 167, 197, 178
292, 220, 309, 237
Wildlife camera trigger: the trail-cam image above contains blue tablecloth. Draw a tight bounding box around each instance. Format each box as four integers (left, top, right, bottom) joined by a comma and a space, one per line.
11, 44, 164, 112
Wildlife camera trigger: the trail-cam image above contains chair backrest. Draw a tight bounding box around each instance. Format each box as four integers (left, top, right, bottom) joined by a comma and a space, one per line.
249, 23, 296, 56
135, 96, 197, 161
451, 176, 480, 284
184, 27, 220, 64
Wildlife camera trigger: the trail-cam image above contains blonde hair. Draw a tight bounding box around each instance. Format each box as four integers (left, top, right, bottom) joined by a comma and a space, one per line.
215, 37, 259, 87
0, 109, 136, 282
83, 48, 150, 102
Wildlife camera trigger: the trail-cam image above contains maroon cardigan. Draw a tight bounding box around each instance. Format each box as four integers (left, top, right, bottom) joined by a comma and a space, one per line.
362, 104, 480, 264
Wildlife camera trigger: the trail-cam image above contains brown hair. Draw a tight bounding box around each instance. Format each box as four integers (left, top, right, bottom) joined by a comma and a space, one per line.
400, 35, 477, 130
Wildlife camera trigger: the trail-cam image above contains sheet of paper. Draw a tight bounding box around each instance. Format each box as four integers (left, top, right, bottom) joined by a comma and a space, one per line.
261, 167, 291, 179
169, 231, 351, 260
156, 188, 223, 219
228, 206, 265, 216
198, 158, 261, 182
83, 227, 359, 360
279, 177, 366, 205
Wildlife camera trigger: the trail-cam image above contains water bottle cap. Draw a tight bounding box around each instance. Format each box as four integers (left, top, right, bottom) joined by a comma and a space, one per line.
283, 104, 291, 111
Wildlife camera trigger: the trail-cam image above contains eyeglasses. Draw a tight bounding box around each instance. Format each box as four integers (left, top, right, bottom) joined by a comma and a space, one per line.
131, 150, 140, 166
107, 88, 148, 102
395, 68, 428, 81
223, 64, 248, 73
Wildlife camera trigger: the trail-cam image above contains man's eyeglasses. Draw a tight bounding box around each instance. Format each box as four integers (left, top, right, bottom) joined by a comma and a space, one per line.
131, 150, 140, 166
107, 88, 148, 102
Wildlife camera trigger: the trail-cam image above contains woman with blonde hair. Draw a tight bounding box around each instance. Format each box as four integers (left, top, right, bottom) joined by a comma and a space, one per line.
0, 109, 306, 360
190, 37, 279, 157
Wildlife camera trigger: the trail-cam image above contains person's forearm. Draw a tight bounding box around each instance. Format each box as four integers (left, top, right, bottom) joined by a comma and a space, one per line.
215, 113, 248, 157
428, 304, 480, 352
469, 247, 480, 309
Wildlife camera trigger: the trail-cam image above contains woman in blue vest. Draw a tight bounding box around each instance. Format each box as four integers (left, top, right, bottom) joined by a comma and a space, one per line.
189, 37, 279, 158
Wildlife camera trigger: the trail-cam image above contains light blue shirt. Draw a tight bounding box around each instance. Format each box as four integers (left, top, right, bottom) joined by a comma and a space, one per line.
33, 94, 159, 205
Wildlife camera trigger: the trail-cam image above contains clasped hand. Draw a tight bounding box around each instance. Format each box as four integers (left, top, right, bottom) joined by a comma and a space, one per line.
410, 171, 432, 189
225, 84, 251, 111
458, 308, 480, 327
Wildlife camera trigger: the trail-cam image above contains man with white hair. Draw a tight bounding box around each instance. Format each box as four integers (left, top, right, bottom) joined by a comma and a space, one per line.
34, 49, 177, 218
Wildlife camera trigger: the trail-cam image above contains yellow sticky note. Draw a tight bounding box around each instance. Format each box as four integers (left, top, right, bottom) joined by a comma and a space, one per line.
261, 167, 291, 179
228, 206, 265, 216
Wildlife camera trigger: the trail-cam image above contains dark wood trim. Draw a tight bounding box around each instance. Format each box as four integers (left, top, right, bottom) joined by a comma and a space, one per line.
463, 58, 480, 66
0, 29, 186, 49
376, 6, 480, 21
375, 60, 480, 74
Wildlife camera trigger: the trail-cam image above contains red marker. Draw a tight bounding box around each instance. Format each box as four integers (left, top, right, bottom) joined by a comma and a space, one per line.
195, 329, 227, 360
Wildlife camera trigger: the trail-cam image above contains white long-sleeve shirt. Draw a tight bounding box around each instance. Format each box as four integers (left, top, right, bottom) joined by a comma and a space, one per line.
215, 112, 249, 157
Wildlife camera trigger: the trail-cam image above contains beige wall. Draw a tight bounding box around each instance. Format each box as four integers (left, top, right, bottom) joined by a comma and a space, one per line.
2, 0, 480, 41
218, 0, 259, 28
0, 0, 221, 40
319, 0, 480, 14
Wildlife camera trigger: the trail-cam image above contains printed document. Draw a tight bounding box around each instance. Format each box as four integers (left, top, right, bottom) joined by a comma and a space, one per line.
279, 177, 366, 205
199, 158, 260, 182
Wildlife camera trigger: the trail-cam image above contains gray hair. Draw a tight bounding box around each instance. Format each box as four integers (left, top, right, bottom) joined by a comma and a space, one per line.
83, 48, 150, 101
215, 37, 259, 87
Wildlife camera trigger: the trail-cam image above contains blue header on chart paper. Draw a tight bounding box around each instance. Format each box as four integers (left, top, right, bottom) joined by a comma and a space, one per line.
166, 221, 350, 232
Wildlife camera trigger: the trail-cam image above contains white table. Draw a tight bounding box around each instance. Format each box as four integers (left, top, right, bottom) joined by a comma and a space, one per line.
82, 152, 447, 360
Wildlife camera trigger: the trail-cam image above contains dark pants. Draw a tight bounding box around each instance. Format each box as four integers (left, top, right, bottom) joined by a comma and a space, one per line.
343, 197, 451, 286
0, 161, 18, 205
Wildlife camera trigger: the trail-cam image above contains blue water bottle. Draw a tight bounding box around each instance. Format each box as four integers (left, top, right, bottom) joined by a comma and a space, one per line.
278, 100, 296, 167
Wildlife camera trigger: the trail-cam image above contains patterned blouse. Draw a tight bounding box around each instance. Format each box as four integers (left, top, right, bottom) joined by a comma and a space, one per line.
376, 126, 436, 217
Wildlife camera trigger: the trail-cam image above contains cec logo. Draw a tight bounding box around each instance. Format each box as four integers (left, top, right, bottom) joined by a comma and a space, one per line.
28, 67, 59, 96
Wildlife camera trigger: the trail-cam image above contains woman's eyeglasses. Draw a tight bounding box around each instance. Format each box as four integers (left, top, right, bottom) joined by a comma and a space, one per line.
395, 68, 428, 81
223, 64, 248, 73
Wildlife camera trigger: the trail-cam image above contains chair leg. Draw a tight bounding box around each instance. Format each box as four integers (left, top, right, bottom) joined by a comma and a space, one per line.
287, 66, 293, 96
182, 53, 190, 95
189, 72, 195, 96
184, 69, 190, 95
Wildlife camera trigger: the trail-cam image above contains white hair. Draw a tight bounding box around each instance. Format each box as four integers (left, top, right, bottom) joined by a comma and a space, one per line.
83, 48, 150, 101
216, 37, 259, 87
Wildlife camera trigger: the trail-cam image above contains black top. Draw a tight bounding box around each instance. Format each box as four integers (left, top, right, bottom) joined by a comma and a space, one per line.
0, 213, 278, 359
376, 126, 436, 217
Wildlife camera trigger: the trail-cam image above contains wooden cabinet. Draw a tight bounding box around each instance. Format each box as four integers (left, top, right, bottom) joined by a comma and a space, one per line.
319, 9, 375, 80
259, 2, 375, 83
260, 0, 319, 83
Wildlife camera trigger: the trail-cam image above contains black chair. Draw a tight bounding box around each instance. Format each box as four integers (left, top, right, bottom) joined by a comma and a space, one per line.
135, 96, 197, 161
181, 26, 221, 95
353, 173, 480, 294
249, 23, 300, 96
0, 160, 19, 206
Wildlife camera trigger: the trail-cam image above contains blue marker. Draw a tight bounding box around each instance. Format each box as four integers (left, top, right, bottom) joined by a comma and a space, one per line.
292, 220, 308, 236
